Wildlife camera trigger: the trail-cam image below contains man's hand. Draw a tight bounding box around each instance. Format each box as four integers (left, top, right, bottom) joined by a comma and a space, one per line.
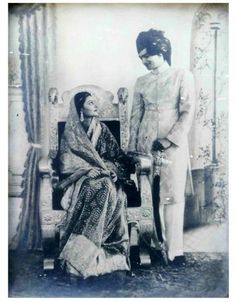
152, 138, 172, 151
158, 138, 172, 149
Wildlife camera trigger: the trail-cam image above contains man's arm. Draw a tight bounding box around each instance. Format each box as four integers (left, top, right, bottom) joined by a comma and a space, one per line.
166, 70, 196, 147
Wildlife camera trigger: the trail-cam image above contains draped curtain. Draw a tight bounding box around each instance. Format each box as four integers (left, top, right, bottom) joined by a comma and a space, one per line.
10, 4, 56, 250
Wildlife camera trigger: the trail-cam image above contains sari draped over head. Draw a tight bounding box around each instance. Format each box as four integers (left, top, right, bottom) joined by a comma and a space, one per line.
58, 95, 130, 279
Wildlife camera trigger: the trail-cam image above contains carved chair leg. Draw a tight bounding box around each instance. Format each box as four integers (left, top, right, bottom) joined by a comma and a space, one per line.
129, 222, 140, 268
129, 222, 139, 246
138, 221, 153, 267
41, 225, 57, 271
139, 241, 151, 267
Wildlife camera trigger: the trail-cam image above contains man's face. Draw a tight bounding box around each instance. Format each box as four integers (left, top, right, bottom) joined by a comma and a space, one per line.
138, 48, 164, 70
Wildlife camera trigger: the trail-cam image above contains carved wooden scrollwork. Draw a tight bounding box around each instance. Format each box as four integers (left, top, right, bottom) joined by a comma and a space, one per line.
127, 208, 141, 222
39, 177, 53, 211
117, 87, 128, 104
49, 87, 60, 159
141, 207, 153, 219
117, 87, 129, 151
139, 174, 153, 208
41, 213, 54, 225
99, 102, 119, 120
41, 210, 65, 225
48, 87, 59, 105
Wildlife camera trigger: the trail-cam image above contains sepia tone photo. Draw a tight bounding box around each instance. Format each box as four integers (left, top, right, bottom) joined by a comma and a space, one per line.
8, 2, 228, 297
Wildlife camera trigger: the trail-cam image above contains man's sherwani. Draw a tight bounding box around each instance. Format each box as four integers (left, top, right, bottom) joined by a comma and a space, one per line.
128, 64, 196, 260
129, 65, 195, 205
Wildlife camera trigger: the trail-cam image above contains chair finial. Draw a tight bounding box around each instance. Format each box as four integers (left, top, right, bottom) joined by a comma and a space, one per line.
117, 87, 128, 104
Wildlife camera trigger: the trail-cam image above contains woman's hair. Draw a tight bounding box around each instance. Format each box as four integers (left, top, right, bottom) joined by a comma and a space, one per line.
136, 28, 172, 65
74, 91, 91, 115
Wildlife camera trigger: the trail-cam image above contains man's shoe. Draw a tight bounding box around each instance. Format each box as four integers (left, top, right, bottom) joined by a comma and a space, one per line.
150, 248, 168, 266
168, 256, 187, 267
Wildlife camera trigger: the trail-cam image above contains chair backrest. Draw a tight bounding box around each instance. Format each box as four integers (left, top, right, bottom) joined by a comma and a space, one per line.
48, 85, 129, 162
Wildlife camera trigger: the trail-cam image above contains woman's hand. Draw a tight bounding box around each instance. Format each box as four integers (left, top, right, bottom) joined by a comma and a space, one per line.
87, 168, 117, 182
110, 170, 118, 182
87, 168, 101, 178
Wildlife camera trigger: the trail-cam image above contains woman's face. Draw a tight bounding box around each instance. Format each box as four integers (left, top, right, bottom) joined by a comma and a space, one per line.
82, 95, 99, 117
138, 48, 164, 70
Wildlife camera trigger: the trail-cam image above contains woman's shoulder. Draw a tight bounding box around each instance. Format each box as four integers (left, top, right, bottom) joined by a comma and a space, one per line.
100, 121, 108, 130
99, 121, 113, 136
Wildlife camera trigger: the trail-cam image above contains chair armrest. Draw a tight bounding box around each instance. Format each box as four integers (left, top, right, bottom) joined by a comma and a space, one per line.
38, 158, 59, 188
127, 152, 152, 175
135, 155, 152, 175
38, 158, 52, 176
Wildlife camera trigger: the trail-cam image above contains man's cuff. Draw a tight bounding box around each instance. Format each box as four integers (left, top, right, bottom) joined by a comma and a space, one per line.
160, 138, 172, 149
166, 133, 180, 147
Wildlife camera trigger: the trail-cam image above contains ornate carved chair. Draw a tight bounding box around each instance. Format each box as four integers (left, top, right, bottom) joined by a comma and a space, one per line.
39, 85, 154, 271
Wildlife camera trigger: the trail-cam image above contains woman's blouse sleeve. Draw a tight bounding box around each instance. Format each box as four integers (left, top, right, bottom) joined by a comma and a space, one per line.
128, 78, 144, 152
166, 70, 196, 146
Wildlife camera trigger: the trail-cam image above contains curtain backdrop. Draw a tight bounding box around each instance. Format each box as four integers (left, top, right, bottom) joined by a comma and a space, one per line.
9, 4, 56, 250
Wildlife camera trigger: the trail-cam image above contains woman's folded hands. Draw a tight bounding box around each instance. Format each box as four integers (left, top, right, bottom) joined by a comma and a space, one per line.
86, 167, 117, 182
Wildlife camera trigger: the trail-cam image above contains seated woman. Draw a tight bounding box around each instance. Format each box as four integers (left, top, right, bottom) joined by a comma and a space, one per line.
57, 91, 130, 279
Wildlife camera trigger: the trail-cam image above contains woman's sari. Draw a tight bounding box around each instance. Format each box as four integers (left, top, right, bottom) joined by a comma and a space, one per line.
57, 98, 130, 278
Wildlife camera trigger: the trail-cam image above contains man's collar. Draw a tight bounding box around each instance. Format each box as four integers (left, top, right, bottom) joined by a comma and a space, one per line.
151, 61, 170, 75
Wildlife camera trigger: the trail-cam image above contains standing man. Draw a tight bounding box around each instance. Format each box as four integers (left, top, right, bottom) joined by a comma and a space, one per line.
128, 29, 195, 265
